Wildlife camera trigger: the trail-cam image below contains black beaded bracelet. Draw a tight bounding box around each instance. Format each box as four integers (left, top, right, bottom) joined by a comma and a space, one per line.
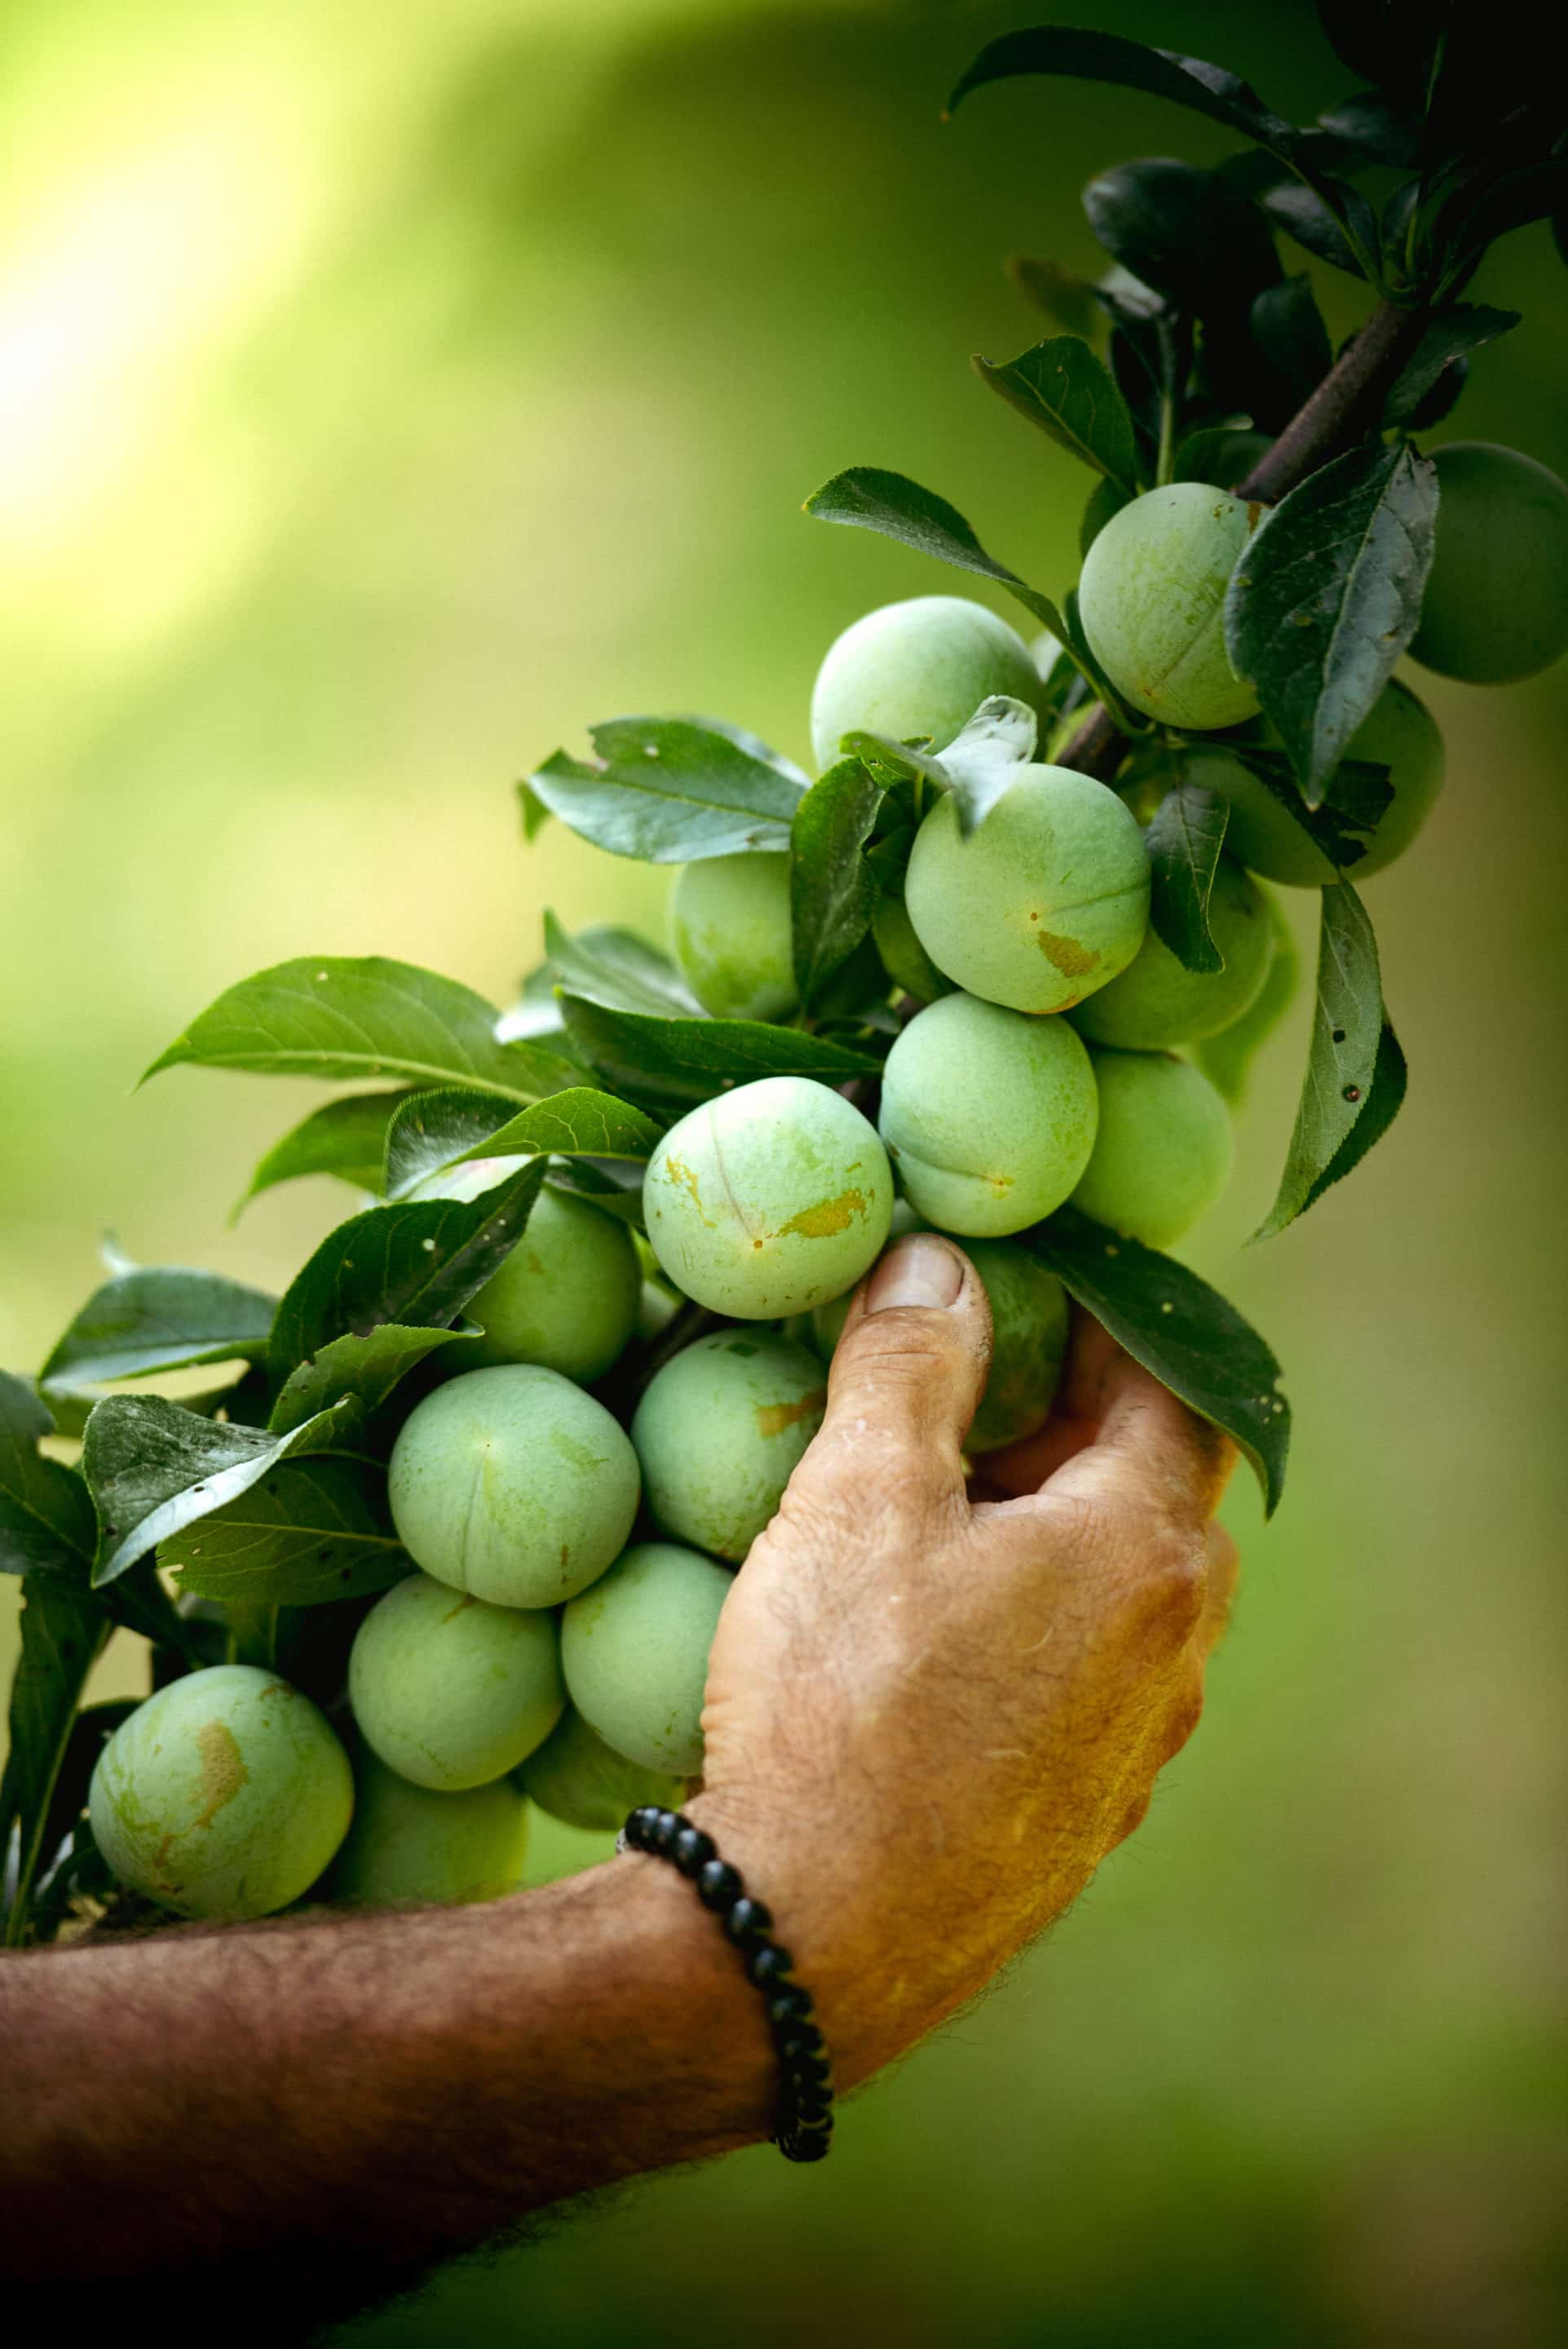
618, 1805, 834, 2162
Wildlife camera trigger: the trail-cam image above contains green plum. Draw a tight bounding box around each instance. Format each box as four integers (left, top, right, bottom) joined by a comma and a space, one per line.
1195, 884, 1301, 1106
1411, 442, 1568, 683
810, 595, 1045, 772
387, 1365, 640, 1608
328, 1745, 530, 1907
903, 764, 1150, 1013
1077, 482, 1262, 729
1192, 681, 1444, 886
631, 1330, 827, 1561
518, 1705, 685, 1832
349, 1571, 566, 1790
643, 1076, 893, 1318
813, 1234, 1067, 1454
561, 1542, 733, 1776
1069, 1050, 1234, 1249
669, 852, 799, 1022
878, 993, 1098, 1236
1072, 857, 1270, 1050
413, 1156, 640, 1383
88, 1665, 353, 1922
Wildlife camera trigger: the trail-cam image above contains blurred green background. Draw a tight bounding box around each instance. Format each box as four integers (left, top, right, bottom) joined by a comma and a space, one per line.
2, 0, 1564, 2339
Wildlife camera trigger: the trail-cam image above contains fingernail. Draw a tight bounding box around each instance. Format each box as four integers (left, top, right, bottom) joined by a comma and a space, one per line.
865, 1233, 964, 1313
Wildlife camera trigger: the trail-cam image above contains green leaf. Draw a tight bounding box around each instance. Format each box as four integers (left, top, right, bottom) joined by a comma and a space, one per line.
1207, 744, 1393, 872
1259, 183, 1365, 276
146, 957, 576, 1105
1004, 256, 1102, 338
163, 1456, 409, 1608
237, 1090, 413, 1214
39, 1269, 277, 1392
559, 994, 882, 1115
1173, 425, 1272, 488
267, 1160, 547, 1388
1196, 887, 1301, 1107
1145, 785, 1230, 975
543, 1160, 647, 1230
267, 1322, 471, 1439
789, 758, 886, 1007
972, 335, 1138, 494
1254, 880, 1390, 1240
82, 1396, 347, 1587
1382, 305, 1520, 424
1081, 161, 1280, 319
937, 697, 1040, 833
1300, 1019, 1407, 1213
803, 467, 1064, 634
1030, 1207, 1290, 1515
382, 1081, 661, 1201
0, 1373, 96, 1577
1223, 441, 1438, 805
1, 1575, 108, 1944
1080, 475, 1131, 555
1249, 277, 1333, 408
541, 914, 700, 1018
523, 719, 802, 863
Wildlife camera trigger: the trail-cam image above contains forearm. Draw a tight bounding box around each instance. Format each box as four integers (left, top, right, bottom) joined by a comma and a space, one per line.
0, 1848, 776, 2285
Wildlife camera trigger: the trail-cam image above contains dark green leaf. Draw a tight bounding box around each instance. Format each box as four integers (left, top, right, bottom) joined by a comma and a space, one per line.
267, 1161, 546, 1388
543, 1159, 647, 1230
1382, 305, 1520, 424
1316, 91, 1420, 168
1030, 1208, 1290, 1515
1173, 426, 1273, 487
1313, 4, 1433, 114
82, 1396, 345, 1587
803, 467, 1063, 633
559, 993, 881, 1115
39, 1269, 277, 1392
383, 1078, 662, 1200
1, 1575, 108, 1944
1080, 475, 1131, 555
0, 1373, 95, 1577
972, 335, 1138, 493
1145, 785, 1230, 975
1259, 182, 1365, 276
102, 1559, 205, 1662
790, 758, 886, 1006
1300, 1019, 1407, 1213
1208, 745, 1393, 873
237, 1090, 412, 1213
523, 719, 802, 863
1437, 161, 1568, 280
1249, 278, 1333, 408
1223, 441, 1438, 805
1082, 161, 1280, 318
1004, 256, 1101, 338
268, 1323, 471, 1439
146, 957, 576, 1105
163, 1456, 409, 1608
541, 913, 700, 1018
1254, 880, 1388, 1240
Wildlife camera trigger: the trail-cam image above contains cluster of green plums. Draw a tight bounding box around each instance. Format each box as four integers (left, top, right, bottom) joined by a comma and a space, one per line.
86, 438, 1568, 1927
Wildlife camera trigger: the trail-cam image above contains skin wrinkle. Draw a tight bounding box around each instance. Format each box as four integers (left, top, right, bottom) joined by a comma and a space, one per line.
2, 1256, 1234, 2305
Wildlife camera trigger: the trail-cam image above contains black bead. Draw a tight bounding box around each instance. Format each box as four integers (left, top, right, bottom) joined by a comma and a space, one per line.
778, 2126, 832, 2163
766, 1988, 812, 2032
785, 2095, 833, 2130
697, 1859, 744, 1912
774, 2015, 823, 2057
623, 1807, 655, 1848
724, 1896, 773, 1944
782, 2042, 832, 2088
748, 1942, 793, 1987
672, 1826, 716, 1877
650, 1809, 683, 1853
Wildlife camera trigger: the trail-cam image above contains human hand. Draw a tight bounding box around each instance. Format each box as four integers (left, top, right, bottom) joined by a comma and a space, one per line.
692, 1232, 1239, 2087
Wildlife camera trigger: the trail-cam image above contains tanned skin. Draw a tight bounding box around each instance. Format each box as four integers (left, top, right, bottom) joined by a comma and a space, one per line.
1, 1236, 1237, 2303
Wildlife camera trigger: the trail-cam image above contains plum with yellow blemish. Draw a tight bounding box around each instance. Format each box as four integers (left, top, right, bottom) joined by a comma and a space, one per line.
348, 1572, 566, 1790
1078, 481, 1263, 731
903, 763, 1150, 1013
1071, 856, 1270, 1051
631, 1329, 826, 1561
387, 1364, 639, 1608
643, 1075, 893, 1318
877, 993, 1098, 1236
88, 1664, 353, 1922
561, 1542, 732, 1776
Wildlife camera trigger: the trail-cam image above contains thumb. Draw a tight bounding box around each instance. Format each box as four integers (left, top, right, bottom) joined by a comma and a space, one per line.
800, 1233, 993, 1518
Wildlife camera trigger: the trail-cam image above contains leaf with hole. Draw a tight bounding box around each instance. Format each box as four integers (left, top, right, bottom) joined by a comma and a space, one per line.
523, 719, 803, 863
162, 1455, 409, 1608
